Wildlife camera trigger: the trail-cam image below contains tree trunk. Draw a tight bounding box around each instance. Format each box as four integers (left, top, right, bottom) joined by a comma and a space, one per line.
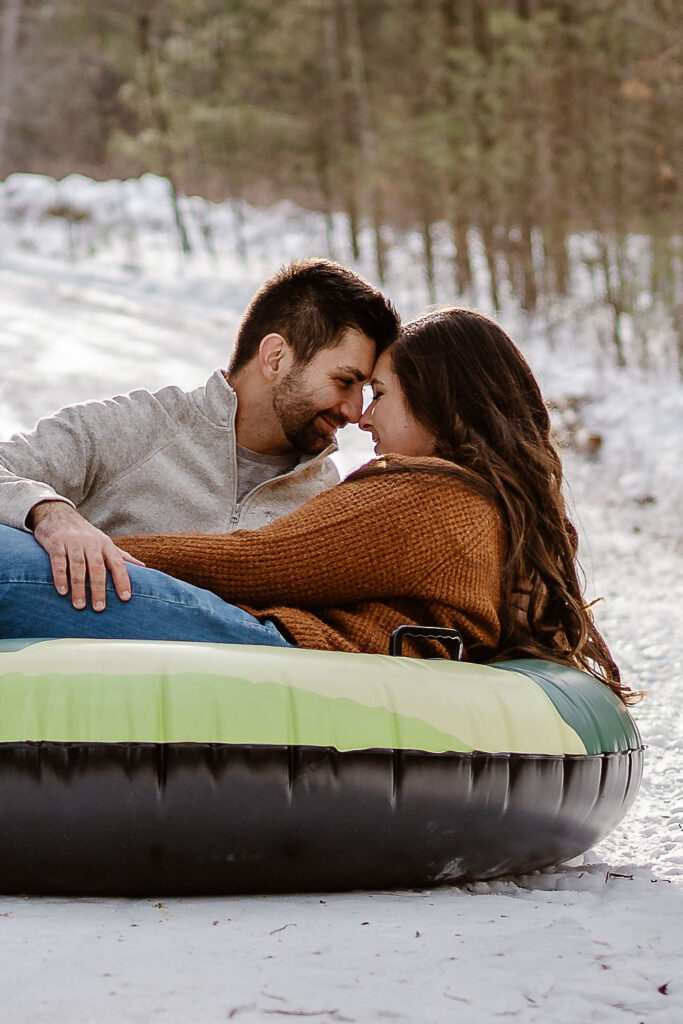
422, 217, 437, 305
439, 0, 474, 297
340, 0, 386, 281
136, 8, 191, 255
470, 0, 501, 311
451, 214, 473, 297
513, 0, 539, 311
0, 0, 22, 176
313, 128, 338, 260
323, 0, 360, 261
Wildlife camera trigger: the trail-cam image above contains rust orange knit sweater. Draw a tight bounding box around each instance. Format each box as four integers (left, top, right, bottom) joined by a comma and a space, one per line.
118, 456, 504, 660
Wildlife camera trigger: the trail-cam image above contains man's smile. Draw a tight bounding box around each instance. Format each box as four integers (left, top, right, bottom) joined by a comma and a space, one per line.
317, 412, 347, 433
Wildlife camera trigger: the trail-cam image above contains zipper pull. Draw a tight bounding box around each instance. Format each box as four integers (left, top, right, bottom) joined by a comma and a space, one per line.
230, 503, 241, 526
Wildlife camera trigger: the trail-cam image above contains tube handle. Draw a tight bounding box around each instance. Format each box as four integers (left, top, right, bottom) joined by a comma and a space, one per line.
389, 625, 464, 660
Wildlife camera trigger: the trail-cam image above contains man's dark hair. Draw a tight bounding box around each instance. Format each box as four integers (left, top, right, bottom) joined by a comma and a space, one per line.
228, 258, 400, 373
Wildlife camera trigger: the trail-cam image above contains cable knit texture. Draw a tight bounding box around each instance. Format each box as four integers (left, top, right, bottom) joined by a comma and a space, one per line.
118, 456, 504, 660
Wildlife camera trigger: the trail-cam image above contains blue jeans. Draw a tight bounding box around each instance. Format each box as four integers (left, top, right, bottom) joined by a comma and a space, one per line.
0, 525, 292, 646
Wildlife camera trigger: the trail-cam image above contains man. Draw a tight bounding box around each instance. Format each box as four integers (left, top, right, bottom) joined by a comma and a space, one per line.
0, 258, 399, 612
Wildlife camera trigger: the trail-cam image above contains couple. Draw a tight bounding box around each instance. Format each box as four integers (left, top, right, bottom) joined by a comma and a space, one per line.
0, 259, 628, 702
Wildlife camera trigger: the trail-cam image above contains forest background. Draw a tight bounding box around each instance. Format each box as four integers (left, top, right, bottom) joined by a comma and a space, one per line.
1, 0, 682, 374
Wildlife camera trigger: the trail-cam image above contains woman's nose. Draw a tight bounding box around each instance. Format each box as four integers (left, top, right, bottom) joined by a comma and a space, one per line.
358, 402, 375, 432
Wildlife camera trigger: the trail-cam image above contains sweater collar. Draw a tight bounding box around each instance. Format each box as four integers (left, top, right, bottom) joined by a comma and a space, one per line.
203, 369, 337, 467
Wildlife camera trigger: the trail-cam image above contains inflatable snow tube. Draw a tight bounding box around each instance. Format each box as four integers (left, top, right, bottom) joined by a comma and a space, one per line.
0, 638, 642, 895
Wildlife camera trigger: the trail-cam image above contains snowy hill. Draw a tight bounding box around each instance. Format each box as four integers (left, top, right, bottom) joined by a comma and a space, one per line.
0, 173, 682, 1023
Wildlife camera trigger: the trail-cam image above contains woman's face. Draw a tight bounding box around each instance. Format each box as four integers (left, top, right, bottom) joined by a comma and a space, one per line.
359, 350, 437, 457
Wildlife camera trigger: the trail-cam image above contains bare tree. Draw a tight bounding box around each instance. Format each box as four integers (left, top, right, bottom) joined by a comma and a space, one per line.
0, 0, 22, 176
340, 0, 387, 281
136, 2, 191, 254
322, 0, 361, 260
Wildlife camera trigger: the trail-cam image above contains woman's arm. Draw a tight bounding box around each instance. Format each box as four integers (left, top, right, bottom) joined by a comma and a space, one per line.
118, 471, 495, 609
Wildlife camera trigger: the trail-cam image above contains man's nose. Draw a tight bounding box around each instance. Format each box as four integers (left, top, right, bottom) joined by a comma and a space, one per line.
339, 387, 364, 424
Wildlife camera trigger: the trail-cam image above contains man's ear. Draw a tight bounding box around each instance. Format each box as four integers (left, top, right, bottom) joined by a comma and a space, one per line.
258, 334, 294, 381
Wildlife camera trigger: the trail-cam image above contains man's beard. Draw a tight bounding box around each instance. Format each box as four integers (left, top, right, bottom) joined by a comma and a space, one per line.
273, 369, 345, 454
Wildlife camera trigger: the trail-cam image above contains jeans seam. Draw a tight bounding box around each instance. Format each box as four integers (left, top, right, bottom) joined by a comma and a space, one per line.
1, 579, 241, 617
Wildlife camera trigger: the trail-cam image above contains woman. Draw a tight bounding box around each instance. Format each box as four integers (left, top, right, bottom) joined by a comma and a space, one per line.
0, 309, 631, 703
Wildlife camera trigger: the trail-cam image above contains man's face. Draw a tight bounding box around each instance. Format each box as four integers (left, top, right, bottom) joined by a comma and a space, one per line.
273, 328, 376, 454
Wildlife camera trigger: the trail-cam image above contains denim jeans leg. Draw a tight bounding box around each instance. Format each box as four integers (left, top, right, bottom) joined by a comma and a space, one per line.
0, 524, 292, 646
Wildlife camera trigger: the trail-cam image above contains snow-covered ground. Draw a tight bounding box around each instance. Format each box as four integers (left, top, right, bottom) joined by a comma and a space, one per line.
0, 174, 682, 1023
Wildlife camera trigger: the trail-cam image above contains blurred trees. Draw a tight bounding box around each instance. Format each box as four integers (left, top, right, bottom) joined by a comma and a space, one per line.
2, 0, 682, 364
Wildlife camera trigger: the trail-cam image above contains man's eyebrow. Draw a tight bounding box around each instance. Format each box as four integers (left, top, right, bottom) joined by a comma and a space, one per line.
334, 365, 369, 382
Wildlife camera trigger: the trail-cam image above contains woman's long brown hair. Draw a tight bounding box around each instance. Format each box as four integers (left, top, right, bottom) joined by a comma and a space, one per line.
362, 308, 636, 703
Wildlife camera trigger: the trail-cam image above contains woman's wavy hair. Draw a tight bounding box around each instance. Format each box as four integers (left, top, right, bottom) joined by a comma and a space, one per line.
373, 307, 635, 703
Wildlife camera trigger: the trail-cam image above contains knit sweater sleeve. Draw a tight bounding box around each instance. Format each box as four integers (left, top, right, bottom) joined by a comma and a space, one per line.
117, 468, 495, 609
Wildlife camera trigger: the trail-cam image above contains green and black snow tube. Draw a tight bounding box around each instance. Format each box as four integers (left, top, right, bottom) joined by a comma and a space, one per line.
0, 637, 643, 895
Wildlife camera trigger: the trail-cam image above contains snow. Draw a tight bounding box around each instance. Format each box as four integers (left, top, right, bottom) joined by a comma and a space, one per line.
1, 173, 682, 1022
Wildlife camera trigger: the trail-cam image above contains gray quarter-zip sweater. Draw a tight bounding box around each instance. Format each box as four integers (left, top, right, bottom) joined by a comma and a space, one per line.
0, 370, 339, 536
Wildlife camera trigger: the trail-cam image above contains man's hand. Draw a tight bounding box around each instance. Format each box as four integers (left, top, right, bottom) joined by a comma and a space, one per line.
28, 501, 145, 611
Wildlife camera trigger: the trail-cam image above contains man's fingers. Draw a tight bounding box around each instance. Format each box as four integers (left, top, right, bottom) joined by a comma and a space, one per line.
118, 548, 146, 567
85, 550, 109, 611
33, 508, 141, 610
67, 548, 88, 610
105, 548, 133, 603
49, 550, 70, 597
